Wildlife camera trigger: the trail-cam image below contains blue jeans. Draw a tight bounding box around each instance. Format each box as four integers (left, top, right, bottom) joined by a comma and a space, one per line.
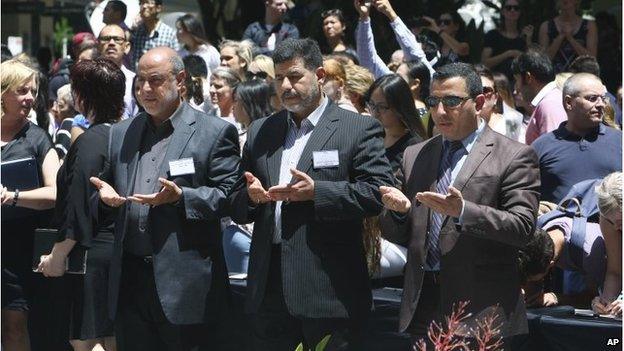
222, 224, 251, 274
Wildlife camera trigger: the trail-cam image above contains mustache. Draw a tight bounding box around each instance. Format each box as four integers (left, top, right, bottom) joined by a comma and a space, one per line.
281, 91, 300, 100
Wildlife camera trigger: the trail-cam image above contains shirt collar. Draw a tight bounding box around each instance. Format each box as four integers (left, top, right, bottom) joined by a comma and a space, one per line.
147, 101, 184, 131
556, 121, 606, 139
531, 81, 558, 107
287, 94, 328, 129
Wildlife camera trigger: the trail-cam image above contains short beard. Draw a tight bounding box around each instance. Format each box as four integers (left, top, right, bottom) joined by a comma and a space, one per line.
282, 84, 321, 114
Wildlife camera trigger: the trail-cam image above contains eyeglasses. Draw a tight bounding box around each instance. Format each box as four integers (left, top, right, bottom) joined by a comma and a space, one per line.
577, 94, 609, 104
437, 19, 452, 26
425, 95, 472, 109
483, 86, 496, 95
246, 71, 269, 80
98, 35, 125, 44
366, 101, 391, 114
504, 5, 521, 12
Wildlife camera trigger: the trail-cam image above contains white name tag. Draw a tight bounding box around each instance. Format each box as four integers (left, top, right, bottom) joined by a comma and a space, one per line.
313, 150, 339, 169
169, 158, 195, 176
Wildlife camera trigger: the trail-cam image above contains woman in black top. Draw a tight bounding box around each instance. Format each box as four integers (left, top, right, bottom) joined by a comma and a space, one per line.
365, 74, 426, 175
1, 58, 60, 350
539, 0, 597, 73
481, 0, 534, 81
423, 12, 470, 64
320, 9, 358, 59
38, 58, 125, 351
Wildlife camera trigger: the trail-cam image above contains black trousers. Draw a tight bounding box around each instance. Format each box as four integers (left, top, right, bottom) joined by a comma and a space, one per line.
250, 245, 366, 351
115, 255, 211, 351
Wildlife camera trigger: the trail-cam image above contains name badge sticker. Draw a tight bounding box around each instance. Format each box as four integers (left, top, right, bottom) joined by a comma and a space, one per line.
313, 150, 339, 169
169, 158, 195, 176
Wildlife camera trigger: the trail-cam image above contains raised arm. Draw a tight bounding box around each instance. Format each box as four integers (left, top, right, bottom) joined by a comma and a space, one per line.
354, 0, 392, 79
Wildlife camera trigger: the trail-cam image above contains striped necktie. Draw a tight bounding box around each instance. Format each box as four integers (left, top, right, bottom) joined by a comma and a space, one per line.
426, 140, 464, 269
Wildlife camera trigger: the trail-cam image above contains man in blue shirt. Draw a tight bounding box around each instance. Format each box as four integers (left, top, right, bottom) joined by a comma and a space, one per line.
532, 73, 622, 204
242, 0, 299, 56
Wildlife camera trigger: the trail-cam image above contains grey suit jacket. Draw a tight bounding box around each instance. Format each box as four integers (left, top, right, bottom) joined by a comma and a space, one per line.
229, 102, 394, 319
384, 126, 540, 336
98, 102, 240, 324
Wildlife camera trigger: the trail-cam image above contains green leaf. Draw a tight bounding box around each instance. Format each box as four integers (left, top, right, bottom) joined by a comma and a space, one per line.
315, 334, 331, 351
294, 343, 304, 351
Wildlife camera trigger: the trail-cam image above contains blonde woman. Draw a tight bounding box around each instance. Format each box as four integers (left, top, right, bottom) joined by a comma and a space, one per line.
344, 64, 374, 114
1, 58, 60, 351
219, 39, 253, 80
247, 54, 275, 81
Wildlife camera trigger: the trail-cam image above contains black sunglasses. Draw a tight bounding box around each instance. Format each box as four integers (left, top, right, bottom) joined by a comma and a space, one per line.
504, 5, 520, 12
425, 95, 471, 109
98, 35, 126, 44
483, 86, 496, 95
437, 19, 452, 26
246, 71, 269, 80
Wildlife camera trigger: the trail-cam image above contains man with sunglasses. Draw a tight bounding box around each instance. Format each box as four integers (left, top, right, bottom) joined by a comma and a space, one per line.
380, 63, 539, 348
532, 73, 622, 204
98, 24, 138, 119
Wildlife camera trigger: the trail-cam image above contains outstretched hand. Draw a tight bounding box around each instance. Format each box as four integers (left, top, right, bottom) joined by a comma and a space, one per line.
127, 178, 182, 206
90, 177, 126, 207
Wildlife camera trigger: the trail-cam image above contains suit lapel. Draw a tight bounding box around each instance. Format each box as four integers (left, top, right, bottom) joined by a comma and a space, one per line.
265, 112, 288, 187
155, 104, 196, 191
295, 103, 339, 173
452, 127, 494, 192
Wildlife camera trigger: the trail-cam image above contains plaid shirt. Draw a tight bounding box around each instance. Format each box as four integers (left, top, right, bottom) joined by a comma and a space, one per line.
131, 21, 180, 70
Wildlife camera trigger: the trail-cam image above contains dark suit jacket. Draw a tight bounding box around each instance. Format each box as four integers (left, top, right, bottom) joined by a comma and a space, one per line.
384, 126, 540, 336
98, 102, 240, 325
229, 102, 394, 319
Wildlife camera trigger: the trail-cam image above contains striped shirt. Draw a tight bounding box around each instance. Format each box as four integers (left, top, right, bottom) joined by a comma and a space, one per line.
273, 96, 328, 243
131, 21, 180, 70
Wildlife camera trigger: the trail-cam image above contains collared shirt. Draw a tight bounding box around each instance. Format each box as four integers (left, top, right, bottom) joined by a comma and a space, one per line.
532, 121, 622, 203
531, 81, 558, 107
120, 65, 138, 119
426, 119, 486, 271
273, 96, 329, 243
242, 21, 299, 55
131, 20, 180, 70
124, 105, 183, 256
526, 82, 567, 145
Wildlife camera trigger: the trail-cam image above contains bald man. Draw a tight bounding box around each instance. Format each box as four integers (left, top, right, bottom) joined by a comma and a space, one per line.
98, 24, 137, 119
532, 73, 622, 203
91, 47, 241, 350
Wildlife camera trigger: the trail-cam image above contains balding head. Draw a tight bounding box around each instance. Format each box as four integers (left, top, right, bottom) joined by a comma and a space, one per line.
135, 47, 186, 122
562, 73, 607, 134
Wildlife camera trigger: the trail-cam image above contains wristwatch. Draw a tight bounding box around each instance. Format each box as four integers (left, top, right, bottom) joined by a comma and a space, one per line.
11, 189, 19, 207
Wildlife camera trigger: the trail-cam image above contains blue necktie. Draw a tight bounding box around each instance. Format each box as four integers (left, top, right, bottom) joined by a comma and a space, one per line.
426, 140, 464, 269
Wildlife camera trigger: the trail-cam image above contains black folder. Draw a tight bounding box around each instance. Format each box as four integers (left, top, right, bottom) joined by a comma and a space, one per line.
32, 229, 88, 275
1, 157, 41, 219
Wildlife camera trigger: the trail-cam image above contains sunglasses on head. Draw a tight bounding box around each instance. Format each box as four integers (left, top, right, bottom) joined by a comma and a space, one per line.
437, 19, 452, 26
504, 5, 520, 11
425, 95, 471, 109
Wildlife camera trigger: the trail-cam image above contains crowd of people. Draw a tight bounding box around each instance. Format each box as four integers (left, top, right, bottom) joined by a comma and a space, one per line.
0, 0, 622, 350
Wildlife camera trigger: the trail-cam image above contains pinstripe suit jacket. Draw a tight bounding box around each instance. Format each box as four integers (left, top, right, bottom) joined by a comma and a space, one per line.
229, 102, 394, 318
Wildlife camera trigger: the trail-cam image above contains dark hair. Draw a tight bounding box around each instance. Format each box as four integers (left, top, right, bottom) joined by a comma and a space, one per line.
273, 38, 323, 71
433, 63, 483, 98
234, 79, 274, 123
364, 74, 427, 139
70, 58, 125, 124
141, 0, 162, 5
108, 0, 127, 21
441, 12, 466, 38
1, 44, 12, 62
498, 0, 525, 33
183, 55, 207, 105
327, 51, 359, 66
404, 59, 431, 101
416, 34, 440, 63
518, 229, 555, 285
176, 14, 209, 46
474, 64, 495, 86
321, 8, 344, 23
511, 48, 555, 83
77, 42, 100, 60
569, 55, 601, 77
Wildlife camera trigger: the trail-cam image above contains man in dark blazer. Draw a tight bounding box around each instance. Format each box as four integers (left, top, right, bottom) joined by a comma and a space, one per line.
228, 38, 394, 350
90, 47, 240, 350
381, 63, 540, 348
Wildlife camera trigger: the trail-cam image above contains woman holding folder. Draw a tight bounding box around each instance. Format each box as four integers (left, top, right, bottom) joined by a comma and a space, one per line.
1, 57, 60, 350
38, 58, 125, 351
